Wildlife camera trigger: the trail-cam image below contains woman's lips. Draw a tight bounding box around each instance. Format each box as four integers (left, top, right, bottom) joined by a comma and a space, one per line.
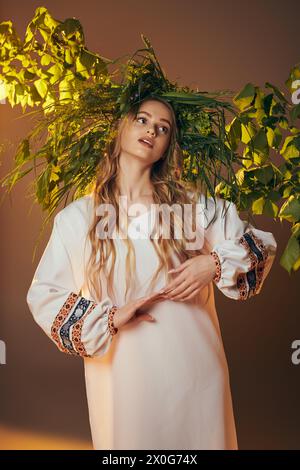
138, 139, 153, 148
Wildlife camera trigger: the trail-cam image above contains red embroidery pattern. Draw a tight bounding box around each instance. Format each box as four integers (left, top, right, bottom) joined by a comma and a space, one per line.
236, 273, 248, 300
50, 292, 103, 357
237, 229, 268, 300
210, 251, 222, 283
72, 302, 97, 357
51, 292, 78, 354
108, 305, 119, 335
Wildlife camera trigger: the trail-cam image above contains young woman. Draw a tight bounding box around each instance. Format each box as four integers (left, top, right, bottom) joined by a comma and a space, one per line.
26, 96, 277, 450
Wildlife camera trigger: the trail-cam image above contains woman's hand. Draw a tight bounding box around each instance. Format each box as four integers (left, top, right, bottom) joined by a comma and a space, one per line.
158, 254, 217, 302
113, 291, 165, 329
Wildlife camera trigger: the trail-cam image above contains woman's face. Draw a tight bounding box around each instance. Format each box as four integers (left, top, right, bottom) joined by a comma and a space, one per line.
119, 99, 172, 165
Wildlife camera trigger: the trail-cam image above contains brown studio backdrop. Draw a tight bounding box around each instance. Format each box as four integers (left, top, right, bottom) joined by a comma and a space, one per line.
0, 0, 299, 449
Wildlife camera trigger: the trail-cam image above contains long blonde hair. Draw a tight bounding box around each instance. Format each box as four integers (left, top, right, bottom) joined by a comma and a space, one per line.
85, 96, 210, 303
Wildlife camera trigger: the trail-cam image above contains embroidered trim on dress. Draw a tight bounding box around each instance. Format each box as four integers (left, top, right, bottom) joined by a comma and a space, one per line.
51, 292, 78, 355
72, 302, 97, 356
108, 305, 119, 335
50, 292, 100, 357
210, 251, 222, 283
237, 229, 268, 300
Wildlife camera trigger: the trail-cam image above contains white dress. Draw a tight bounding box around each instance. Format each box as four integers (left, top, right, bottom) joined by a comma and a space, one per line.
26, 192, 277, 450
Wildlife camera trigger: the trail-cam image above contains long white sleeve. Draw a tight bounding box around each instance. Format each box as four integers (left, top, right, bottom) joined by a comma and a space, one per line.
202, 196, 277, 300
26, 204, 116, 358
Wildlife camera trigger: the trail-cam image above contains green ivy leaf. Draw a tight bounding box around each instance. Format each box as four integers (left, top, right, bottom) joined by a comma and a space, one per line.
253, 128, 269, 155
48, 63, 63, 84
291, 222, 300, 239
233, 83, 256, 111
225, 117, 241, 151
279, 195, 300, 223
290, 104, 300, 124
263, 199, 278, 217
241, 121, 256, 144
41, 54, 52, 66
265, 82, 289, 104
59, 78, 72, 102
280, 136, 300, 160
280, 235, 300, 274
272, 127, 282, 149
252, 196, 265, 214
34, 78, 48, 99
256, 166, 274, 185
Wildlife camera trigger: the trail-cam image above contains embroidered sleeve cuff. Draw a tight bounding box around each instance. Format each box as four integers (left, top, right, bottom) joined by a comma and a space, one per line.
237, 229, 269, 300
50, 292, 115, 357
210, 228, 276, 301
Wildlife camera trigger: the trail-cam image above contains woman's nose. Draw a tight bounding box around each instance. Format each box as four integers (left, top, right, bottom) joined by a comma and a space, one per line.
147, 127, 156, 136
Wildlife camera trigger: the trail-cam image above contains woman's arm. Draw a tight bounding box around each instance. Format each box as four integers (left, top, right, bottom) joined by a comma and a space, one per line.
26, 210, 116, 358
204, 197, 277, 300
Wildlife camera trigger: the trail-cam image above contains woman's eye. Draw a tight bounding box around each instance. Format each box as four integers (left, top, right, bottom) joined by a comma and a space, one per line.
136, 117, 169, 134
